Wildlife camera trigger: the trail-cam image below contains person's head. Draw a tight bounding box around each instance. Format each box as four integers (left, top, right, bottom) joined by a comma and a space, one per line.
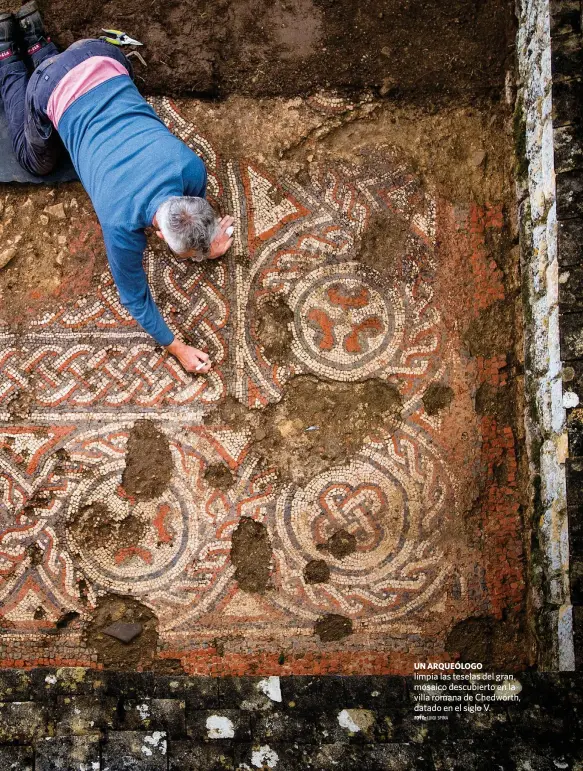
154, 196, 218, 260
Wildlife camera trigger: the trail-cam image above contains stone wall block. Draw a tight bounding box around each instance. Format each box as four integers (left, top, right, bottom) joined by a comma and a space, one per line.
0, 671, 32, 702
35, 735, 101, 771
574, 606, 583, 667
54, 695, 118, 735
555, 124, 583, 172
218, 677, 280, 711
552, 33, 583, 79
567, 361, 583, 396
560, 310, 583, 359
0, 745, 34, 770
0, 701, 47, 743
186, 709, 253, 742
169, 741, 235, 771
541, 439, 567, 508
152, 675, 219, 710
31, 668, 105, 701
122, 698, 186, 738
101, 671, 154, 700
557, 217, 583, 266
559, 264, 583, 309
571, 558, 583, 603
553, 77, 583, 126
253, 711, 319, 744
550, 0, 582, 35
566, 457, 583, 504
102, 731, 168, 771
556, 170, 583, 218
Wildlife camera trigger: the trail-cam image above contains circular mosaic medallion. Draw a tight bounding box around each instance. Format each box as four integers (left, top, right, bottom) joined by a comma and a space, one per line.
274, 435, 454, 621
65, 458, 197, 595
288, 263, 405, 381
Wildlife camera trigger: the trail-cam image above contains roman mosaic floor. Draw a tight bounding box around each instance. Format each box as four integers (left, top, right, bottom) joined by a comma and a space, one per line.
0, 97, 528, 675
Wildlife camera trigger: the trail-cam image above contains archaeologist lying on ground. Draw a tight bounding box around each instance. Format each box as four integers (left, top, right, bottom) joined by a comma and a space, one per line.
0, 3, 232, 374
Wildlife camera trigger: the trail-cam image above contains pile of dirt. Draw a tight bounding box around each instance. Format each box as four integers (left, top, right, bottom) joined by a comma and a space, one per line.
358, 211, 411, 280
207, 376, 402, 483
422, 383, 455, 416
204, 462, 235, 491
315, 613, 353, 641
463, 298, 516, 358
85, 594, 159, 670
303, 559, 330, 584
25, 0, 514, 103
254, 376, 403, 484
254, 297, 294, 363
230, 518, 273, 593
68, 501, 146, 553
317, 528, 357, 558
122, 420, 174, 500
0, 187, 107, 330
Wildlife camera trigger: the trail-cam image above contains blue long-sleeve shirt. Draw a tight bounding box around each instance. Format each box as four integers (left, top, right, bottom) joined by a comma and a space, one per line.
57, 75, 207, 345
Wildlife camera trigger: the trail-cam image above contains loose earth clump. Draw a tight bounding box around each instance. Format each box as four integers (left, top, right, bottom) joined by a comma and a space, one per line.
122, 419, 173, 501
315, 613, 353, 642
358, 211, 411, 279
230, 518, 273, 593
204, 395, 257, 433
318, 529, 357, 559
422, 383, 455, 416
85, 594, 158, 670
68, 501, 146, 553
204, 462, 235, 491
253, 376, 402, 484
303, 559, 331, 584
255, 297, 294, 363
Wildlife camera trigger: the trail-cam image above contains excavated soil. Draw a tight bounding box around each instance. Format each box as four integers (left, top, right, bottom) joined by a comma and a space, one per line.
230, 518, 273, 593
85, 594, 159, 670
317, 529, 357, 559
358, 211, 411, 281
204, 462, 235, 491
122, 420, 174, 501
254, 376, 403, 484
0, 188, 107, 330
254, 297, 294, 363
10, 0, 517, 103
422, 383, 455, 416
315, 613, 353, 642
207, 376, 402, 484
464, 298, 516, 358
68, 501, 147, 553
303, 559, 331, 584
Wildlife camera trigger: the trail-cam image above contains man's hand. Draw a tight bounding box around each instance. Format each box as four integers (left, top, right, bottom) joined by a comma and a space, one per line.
209, 215, 235, 259
166, 339, 211, 374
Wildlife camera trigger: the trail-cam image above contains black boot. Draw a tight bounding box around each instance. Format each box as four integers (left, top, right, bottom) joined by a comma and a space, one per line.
16, 1, 50, 56
0, 12, 20, 65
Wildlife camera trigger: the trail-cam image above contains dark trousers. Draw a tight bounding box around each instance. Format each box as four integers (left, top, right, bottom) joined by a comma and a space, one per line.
0, 38, 133, 176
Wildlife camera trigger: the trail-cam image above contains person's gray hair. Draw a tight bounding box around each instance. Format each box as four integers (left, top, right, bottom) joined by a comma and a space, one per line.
156, 196, 218, 259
